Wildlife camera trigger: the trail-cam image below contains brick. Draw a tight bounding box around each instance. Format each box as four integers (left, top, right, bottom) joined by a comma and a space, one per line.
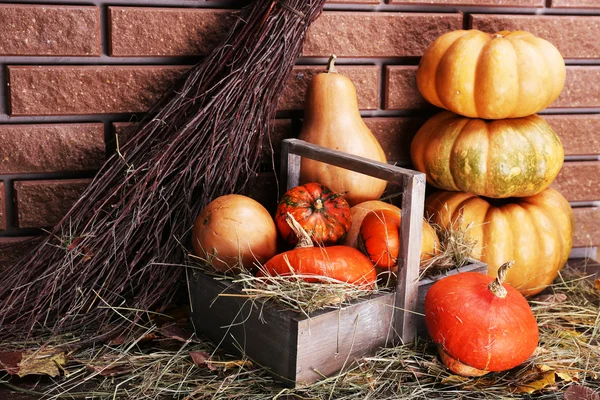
328, 0, 380, 3
552, 162, 600, 203
15, 179, 91, 228
303, 12, 462, 58
0, 124, 104, 174
385, 66, 600, 111
543, 115, 600, 156
551, 0, 600, 8
0, 182, 4, 230
0, 4, 100, 56
552, 67, 600, 109
10, 65, 378, 115
384, 66, 429, 110
573, 207, 600, 248
115, 120, 294, 162
9, 66, 188, 116
471, 15, 600, 59
363, 117, 426, 163
391, 0, 542, 5
109, 7, 235, 57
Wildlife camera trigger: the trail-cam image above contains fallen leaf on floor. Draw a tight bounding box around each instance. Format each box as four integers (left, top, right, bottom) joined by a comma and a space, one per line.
0, 351, 22, 374
207, 359, 253, 371
537, 364, 554, 372
533, 293, 568, 304
159, 324, 196, 343
564, 384, 600, 400
17, 349, 67, 378
513, 371, 556, 394
556, 371, 579, 383
595, 279, 600, 291
189, 351, 216, 370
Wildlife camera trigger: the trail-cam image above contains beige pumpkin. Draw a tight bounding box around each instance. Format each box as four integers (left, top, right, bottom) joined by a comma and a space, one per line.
299, 56, 387, 206
192, 194, 278, 273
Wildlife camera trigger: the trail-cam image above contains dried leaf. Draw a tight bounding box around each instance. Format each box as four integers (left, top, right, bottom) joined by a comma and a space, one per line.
17, 349, 67, 378
207, 359, 253, 371
534, 293, 568, 304
556, 371, 579, 383
514, 371, 556, 394
595, 279, 600, 291
564, 384, 600, 400
189, 351, 216, 370
0, 351, 22, 374
537, 364, 554, 372
159, 324, 195, 343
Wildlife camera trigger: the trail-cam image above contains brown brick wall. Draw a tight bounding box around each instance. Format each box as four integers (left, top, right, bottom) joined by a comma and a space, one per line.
0, 0, 598, 259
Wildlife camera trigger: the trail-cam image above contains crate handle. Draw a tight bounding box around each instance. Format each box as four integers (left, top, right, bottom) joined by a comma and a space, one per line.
280, 138, 426, 343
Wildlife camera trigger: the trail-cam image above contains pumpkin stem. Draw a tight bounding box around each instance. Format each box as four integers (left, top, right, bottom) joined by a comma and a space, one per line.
488, 261, 515, 298
285, 212, 314, 249
326, 54, 338, 73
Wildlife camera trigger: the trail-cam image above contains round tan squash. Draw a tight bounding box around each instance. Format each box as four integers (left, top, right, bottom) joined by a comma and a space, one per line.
417, 30, 565, 119
192, 194, 278, 273
425, 188, 574, 296
411, 112, 564, 198
299, 56, 387, 206
344, 200, 439, 264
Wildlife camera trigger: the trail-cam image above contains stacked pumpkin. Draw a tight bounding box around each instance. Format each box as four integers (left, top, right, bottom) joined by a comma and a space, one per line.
412, 30, 575, 297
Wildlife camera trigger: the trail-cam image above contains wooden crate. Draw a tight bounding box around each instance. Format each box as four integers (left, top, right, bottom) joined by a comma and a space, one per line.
189, 139, 487, 387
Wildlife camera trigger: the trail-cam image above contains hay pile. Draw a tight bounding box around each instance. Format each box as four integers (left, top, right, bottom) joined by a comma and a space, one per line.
1, 260, 598, 400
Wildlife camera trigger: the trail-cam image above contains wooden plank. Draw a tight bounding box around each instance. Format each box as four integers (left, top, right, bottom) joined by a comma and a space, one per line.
295, 293, 395, 384
188, 271, 299, 385
395, 173, 426, 343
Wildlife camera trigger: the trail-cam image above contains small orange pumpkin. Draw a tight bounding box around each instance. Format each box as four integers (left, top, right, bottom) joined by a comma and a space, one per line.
358, 209, 439, 270
259, 213, 376, 287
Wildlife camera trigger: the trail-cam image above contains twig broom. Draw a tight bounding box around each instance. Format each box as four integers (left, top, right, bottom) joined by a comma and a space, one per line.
0, 0, 327, 339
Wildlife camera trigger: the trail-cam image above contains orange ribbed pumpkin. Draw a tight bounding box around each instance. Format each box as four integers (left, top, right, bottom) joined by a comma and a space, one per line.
417, 30, 565, 119
425, 188, 574, 296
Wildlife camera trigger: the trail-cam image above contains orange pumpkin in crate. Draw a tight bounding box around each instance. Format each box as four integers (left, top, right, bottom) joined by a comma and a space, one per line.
416, 30, 565, 119
260, 213, 377, 287
425, 188, 574, 296
358, 209, 439, 270
275, 182, 351, 246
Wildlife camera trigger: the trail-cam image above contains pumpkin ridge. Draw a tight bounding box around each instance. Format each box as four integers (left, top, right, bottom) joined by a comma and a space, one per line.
522, 37, 556, 109
447, 127, 464, 191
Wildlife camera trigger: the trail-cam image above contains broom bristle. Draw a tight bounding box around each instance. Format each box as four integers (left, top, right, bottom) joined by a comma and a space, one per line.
0, 0, 328, 339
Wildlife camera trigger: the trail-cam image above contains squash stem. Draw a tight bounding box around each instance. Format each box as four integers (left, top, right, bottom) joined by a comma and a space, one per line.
488, 261, 514, 298
327, 54, 338, 73
285, 212, 314, 249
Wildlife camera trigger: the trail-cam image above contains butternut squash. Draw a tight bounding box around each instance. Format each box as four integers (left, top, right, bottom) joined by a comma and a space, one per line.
299, 55, 387, 206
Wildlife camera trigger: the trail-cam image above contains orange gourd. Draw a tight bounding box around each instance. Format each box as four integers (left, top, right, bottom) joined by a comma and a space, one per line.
299, 55, 387, 205
417, 30, 565, 119
358, 209, 439, 269
260, 213, 376, 287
